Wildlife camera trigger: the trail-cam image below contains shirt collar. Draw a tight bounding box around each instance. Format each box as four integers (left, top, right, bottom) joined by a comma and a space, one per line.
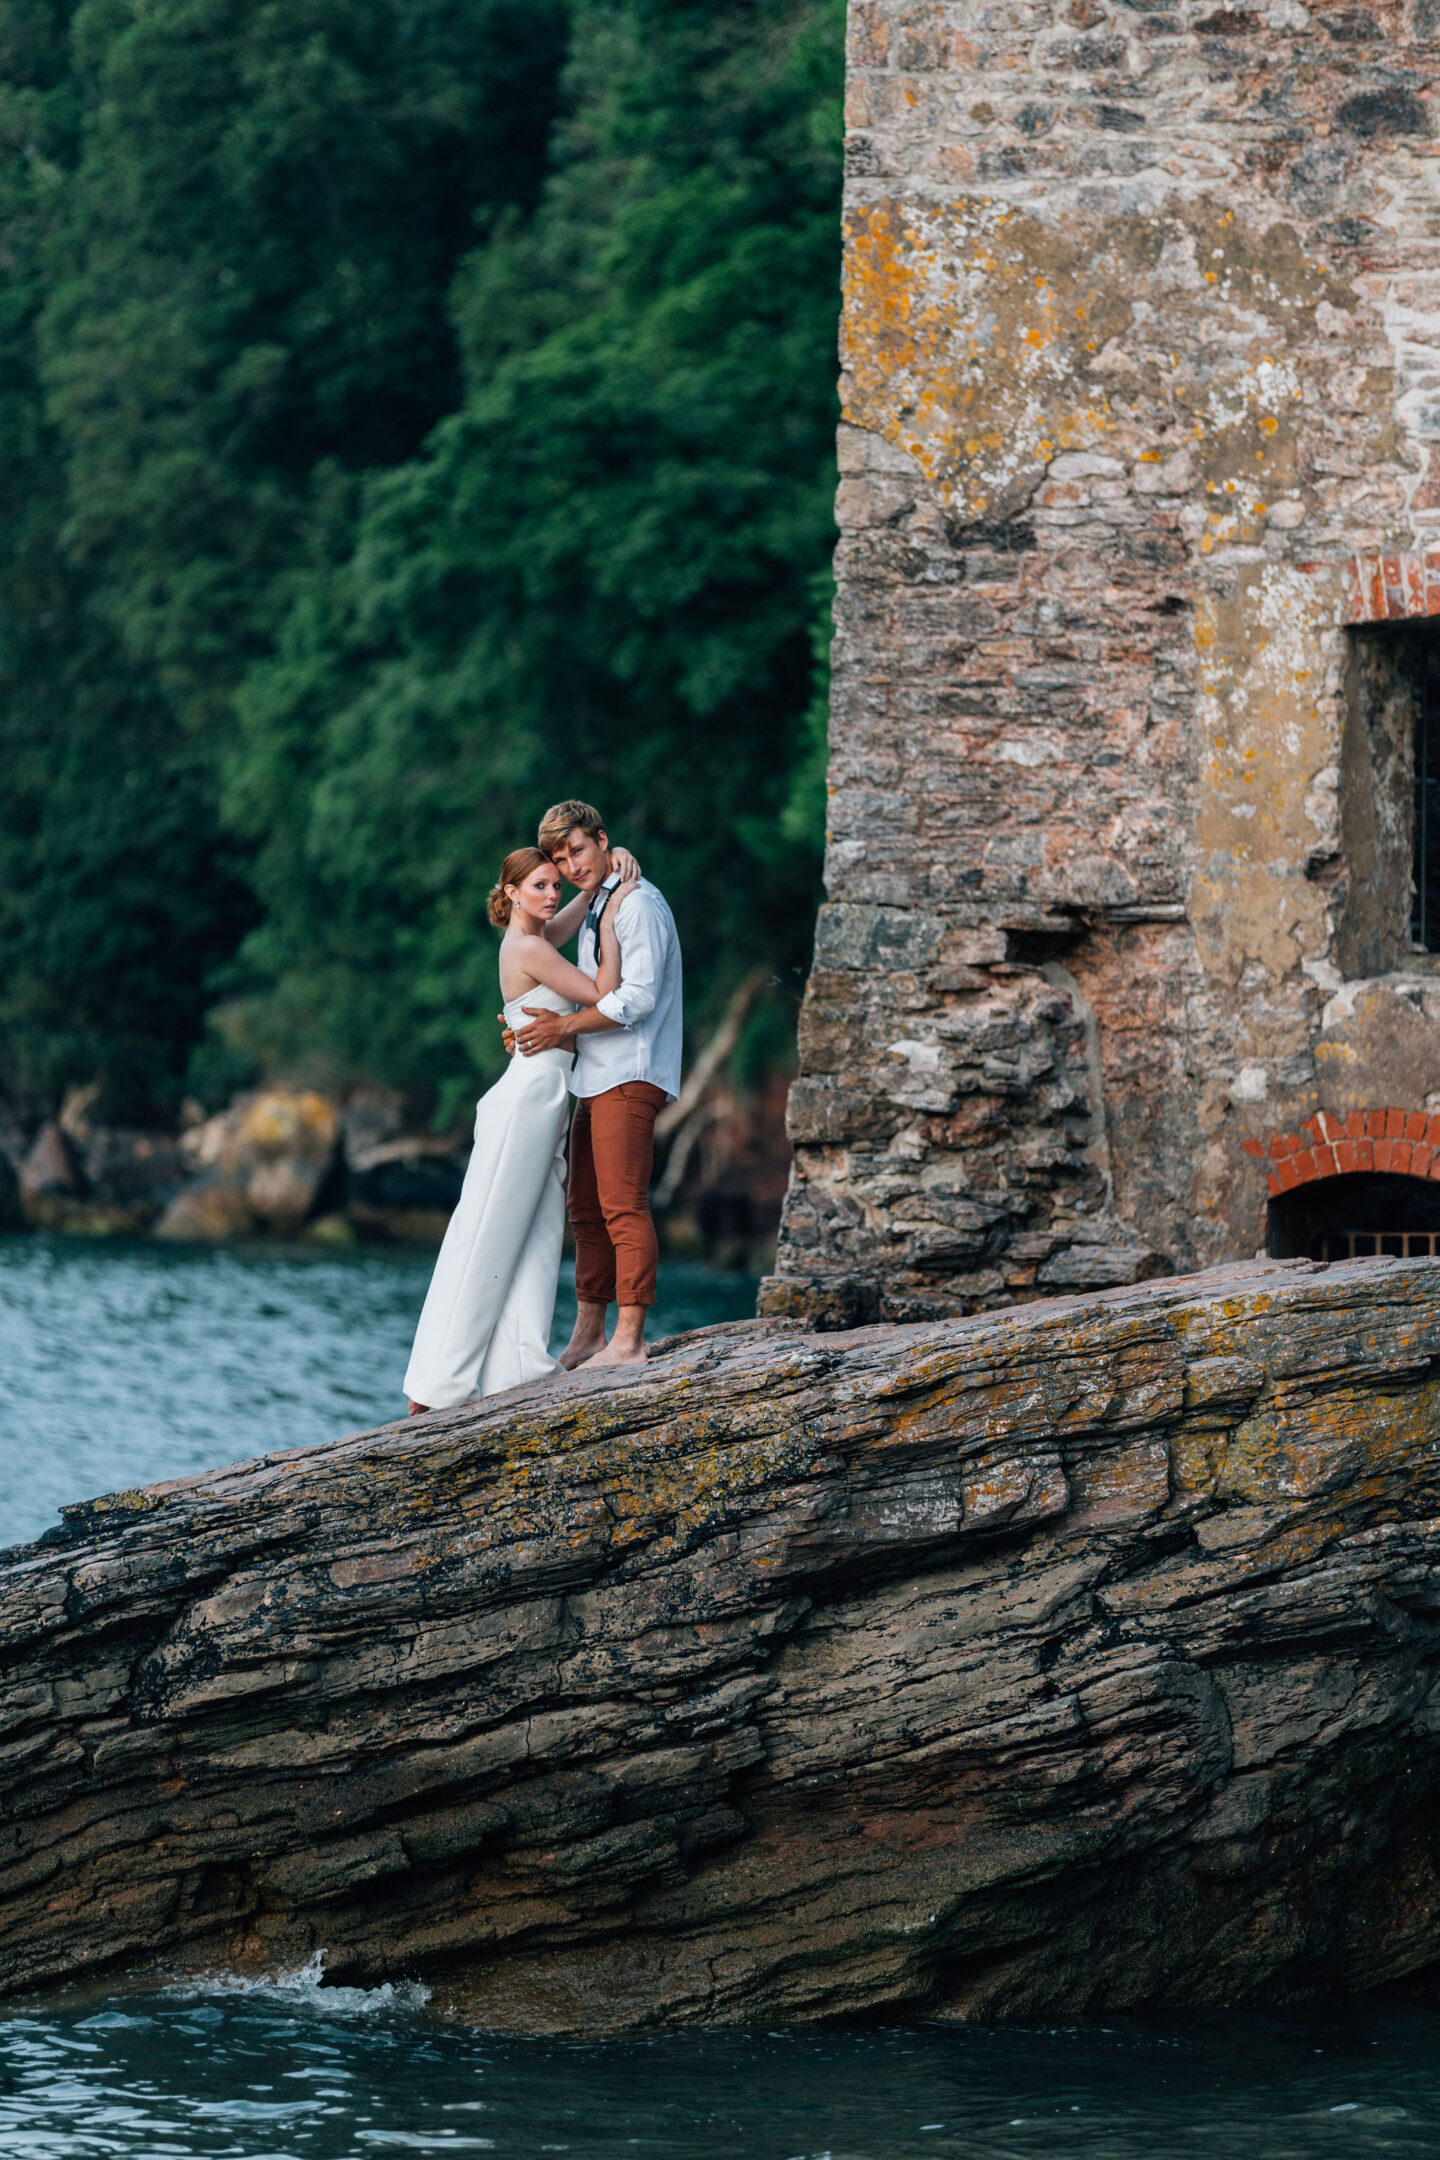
583, 876, 620, 931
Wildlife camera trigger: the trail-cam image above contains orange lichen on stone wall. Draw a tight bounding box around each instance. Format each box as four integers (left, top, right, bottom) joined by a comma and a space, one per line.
1189, 564, 1337, 995
841, 197, 1120, 520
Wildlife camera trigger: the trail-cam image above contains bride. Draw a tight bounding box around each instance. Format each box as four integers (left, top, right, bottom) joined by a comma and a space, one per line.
403, 843, 639, 1412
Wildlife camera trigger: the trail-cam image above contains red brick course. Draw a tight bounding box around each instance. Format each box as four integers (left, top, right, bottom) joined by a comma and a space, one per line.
1252, 1109, 1440, 1198
1343, 552, 1440, 625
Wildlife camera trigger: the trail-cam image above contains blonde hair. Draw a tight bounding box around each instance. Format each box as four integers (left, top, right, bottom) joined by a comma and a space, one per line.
488, 847, 550, 928
537, 799, 606, 856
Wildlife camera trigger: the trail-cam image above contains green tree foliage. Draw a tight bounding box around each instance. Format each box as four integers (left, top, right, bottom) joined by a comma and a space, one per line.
227, 0, 842, 1116
0, 0, 840, 1122
41, 0, 567, 730
0, 0, 256, 1118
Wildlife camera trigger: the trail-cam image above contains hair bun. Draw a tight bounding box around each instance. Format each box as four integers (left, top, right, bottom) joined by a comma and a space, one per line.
488, 846, 549, 930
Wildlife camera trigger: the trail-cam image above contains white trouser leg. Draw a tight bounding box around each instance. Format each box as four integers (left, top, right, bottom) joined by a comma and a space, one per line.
402, 1064, 569, 1409
478, 1135, 567, 1396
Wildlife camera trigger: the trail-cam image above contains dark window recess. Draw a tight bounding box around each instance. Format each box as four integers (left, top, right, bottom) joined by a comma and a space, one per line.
1268, 1170, 1440, 1260
1414, 641, 1440, 950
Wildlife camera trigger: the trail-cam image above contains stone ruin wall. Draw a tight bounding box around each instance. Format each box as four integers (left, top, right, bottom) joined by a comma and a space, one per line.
761, 0, 1440, 1327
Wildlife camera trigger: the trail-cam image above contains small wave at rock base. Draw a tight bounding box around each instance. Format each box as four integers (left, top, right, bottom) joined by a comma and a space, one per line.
166, 1946, 432, 2017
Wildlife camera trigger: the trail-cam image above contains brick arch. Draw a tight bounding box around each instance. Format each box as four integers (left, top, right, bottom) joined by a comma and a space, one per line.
1243, 1109, 1440, 1199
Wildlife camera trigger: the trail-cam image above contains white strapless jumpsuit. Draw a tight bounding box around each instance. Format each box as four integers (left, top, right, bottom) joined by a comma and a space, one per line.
402, 985, 574, 1407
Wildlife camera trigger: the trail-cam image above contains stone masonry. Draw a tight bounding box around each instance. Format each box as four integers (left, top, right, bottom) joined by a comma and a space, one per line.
762, 0, 1440, 1326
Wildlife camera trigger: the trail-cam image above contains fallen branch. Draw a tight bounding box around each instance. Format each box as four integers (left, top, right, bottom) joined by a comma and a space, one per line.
653, 1101, 718, 1210
655, 965, 769, 1143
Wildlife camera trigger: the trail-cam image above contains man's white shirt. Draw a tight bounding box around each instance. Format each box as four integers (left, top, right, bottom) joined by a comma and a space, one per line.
572, 873, 683, 1102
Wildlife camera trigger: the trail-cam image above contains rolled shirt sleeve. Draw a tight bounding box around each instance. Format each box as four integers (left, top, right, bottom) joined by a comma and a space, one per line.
595, 891, 661, 1026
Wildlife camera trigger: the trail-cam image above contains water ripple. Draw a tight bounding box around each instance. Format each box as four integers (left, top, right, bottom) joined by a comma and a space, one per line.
0, 1237, 758, 1548
0, 1985, 1436, 2158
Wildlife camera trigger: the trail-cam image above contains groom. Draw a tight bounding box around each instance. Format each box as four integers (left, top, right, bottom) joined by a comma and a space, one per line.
513, 800, 683, 1369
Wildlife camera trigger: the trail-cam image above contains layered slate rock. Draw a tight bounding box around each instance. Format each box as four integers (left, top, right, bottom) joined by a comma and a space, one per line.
4, 1257, 1440, 2028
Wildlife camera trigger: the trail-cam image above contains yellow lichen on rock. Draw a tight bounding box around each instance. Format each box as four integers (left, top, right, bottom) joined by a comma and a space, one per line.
840, 198, 1121, 520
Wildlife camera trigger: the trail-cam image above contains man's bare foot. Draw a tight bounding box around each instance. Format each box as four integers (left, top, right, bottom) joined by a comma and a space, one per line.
557, 1339, 606, 1370
579, 1307, 648, 1369
557, 1299, 610, 1370
407, 1400, 430, 1416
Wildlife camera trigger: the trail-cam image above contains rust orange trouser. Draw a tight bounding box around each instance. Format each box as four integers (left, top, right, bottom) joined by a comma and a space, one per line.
567, 1082, 666, 1308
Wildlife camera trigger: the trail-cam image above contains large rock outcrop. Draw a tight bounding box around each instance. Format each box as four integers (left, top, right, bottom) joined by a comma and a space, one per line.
4, 1257, 1440, 2027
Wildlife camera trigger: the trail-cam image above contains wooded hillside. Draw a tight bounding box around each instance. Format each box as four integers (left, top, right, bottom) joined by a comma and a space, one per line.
0, 0, 841, 1127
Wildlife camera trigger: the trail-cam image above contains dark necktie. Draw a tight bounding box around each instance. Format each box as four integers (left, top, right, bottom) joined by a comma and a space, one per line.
583, 880, 619, 960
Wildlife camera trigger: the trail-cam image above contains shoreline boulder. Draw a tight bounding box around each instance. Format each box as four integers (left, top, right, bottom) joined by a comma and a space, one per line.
341, 1088, 467, 1243
156, 1089, 340, 1241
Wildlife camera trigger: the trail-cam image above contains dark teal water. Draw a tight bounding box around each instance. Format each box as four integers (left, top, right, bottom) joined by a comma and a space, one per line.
0, 1235, 758, 1550
0, 1236, 1437, 2155
0, 1968, 1435, 2157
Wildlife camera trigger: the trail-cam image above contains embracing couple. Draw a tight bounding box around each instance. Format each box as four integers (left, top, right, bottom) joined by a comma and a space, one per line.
403, 800, 682, 1413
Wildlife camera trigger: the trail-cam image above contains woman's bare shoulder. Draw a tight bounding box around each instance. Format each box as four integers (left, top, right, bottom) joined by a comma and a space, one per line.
498, 930, 549, 992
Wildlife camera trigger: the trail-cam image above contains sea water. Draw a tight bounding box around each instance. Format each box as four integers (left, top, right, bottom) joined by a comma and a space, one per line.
0, 1234, 758, 1550
0, 1234, 1436, 2156
0, 1964, 1435, 2158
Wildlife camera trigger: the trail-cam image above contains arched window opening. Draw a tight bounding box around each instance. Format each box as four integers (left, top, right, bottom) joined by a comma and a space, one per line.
1267, 1171, 1440, 1261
